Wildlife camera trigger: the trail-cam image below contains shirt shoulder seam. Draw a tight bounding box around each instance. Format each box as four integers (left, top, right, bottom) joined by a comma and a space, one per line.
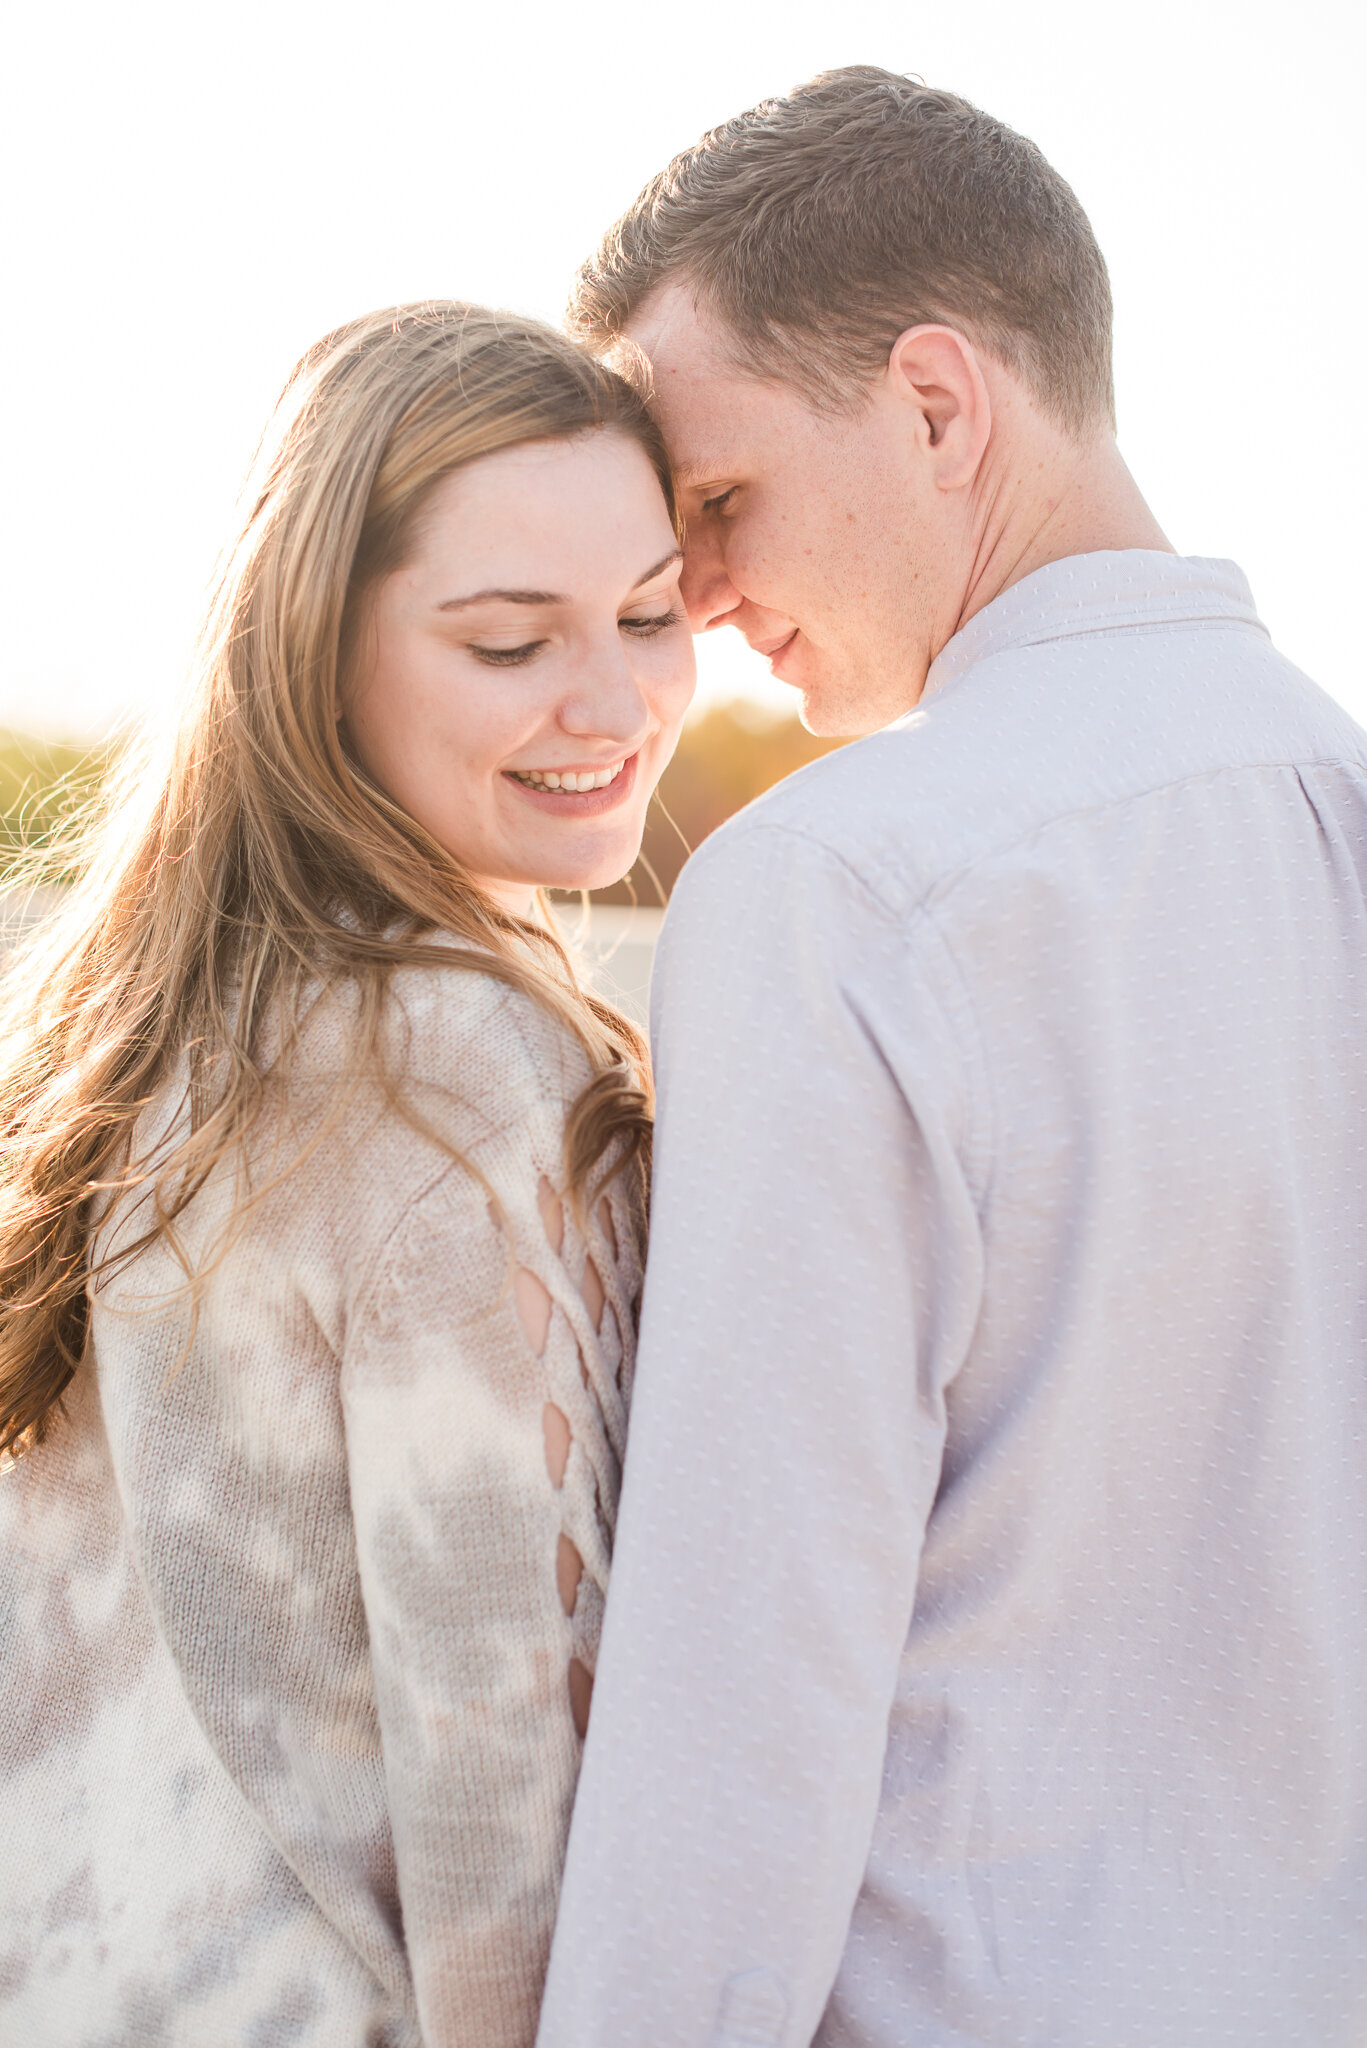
705, 753, 1367, 924
679, 817, 997, 1208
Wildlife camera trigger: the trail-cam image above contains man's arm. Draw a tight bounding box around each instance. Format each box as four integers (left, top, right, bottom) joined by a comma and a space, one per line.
538, 820, 985, 2047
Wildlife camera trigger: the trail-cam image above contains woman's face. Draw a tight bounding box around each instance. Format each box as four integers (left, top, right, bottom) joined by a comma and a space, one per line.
345, 429, 695, 912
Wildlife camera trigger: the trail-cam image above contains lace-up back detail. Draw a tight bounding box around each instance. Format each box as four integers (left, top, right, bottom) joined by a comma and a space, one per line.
506, 1167, 640, 1736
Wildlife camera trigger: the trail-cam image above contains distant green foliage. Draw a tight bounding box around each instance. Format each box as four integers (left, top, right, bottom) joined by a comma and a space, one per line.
0, 731, 114, 871
0, 701, 839, 905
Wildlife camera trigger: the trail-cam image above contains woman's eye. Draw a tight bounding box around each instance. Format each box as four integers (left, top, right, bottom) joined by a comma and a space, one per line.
468, 640, 547, 667
620, 608, 684, 638
701, 487, 737, 515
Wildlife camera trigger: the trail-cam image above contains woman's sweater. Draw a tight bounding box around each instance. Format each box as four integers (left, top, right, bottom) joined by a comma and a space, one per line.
0, 962, 642, 2047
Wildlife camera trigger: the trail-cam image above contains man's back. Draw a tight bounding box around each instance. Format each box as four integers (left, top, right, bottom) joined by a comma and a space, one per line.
539, 552, 1367, 2047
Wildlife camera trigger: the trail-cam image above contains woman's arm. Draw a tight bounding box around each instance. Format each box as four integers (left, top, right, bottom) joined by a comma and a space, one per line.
341, 1088, 629, 2048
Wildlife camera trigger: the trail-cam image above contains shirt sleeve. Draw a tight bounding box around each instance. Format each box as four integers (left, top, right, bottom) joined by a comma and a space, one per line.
537, 821, 986, 2048
342, 1103, 616, 2048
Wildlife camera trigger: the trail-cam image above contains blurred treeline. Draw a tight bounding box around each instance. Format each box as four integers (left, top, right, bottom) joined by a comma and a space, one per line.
590, 699, 846, 905
0, 702, 845, 901
0, 731, 114, 868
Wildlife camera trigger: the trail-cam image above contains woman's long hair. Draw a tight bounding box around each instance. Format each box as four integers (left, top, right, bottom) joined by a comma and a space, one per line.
0, 302, 674, 1458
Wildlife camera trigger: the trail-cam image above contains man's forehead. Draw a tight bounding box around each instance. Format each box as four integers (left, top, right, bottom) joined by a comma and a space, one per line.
622, 288, 786, 476
622, 281, 719, 373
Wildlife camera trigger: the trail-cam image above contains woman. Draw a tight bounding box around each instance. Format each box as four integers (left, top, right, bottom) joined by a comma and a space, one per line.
0, 304, 694, 2045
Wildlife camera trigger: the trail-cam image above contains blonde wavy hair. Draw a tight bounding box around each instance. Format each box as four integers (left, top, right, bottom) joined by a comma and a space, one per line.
0, 301, 674, 1458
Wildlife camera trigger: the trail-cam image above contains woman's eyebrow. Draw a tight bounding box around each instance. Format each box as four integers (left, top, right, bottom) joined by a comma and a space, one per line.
437, 586, 564, 612
633, 547, 684, 586
437, 548, 682, 614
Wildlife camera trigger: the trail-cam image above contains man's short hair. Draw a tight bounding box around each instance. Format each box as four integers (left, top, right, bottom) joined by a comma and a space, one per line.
569, 66, 1115, 438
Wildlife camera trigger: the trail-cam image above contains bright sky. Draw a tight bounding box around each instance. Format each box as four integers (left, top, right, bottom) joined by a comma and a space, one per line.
3, 0, 1362, 739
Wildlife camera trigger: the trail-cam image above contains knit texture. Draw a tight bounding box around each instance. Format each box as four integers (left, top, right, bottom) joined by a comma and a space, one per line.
0, 958, 641, 2047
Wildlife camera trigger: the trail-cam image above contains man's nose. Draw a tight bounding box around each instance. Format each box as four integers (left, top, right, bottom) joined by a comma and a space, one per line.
680, 527, 743, 633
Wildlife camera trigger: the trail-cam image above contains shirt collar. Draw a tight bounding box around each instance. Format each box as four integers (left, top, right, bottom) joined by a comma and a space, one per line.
921, 551, 1266, 703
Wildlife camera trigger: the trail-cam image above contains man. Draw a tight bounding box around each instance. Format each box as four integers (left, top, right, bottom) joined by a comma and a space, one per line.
538, 68, 1367, 2048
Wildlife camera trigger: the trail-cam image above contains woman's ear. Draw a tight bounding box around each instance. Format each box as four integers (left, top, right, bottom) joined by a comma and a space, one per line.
886, 324, 992, 490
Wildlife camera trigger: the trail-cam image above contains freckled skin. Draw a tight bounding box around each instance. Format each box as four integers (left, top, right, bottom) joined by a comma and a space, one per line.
625, 287, 1170, 738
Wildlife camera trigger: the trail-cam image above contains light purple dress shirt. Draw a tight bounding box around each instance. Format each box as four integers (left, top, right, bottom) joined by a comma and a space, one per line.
538, 552, 1367, 2047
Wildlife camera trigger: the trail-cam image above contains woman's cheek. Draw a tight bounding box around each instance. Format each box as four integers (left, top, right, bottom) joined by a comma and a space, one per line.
655, 632, 698, 716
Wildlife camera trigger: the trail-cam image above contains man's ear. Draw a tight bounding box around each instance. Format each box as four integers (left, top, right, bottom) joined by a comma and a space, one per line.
886, 325, 992, 489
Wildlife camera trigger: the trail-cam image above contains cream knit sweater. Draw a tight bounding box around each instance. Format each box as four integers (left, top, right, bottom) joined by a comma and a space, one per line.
0, 960, 641, 2047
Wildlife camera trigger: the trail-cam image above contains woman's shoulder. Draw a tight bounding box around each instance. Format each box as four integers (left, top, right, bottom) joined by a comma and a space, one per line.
101, 947, 595, 1335
326, 958, 602, 1338
284, 938, 594, 1162
387, 943, 593, 1113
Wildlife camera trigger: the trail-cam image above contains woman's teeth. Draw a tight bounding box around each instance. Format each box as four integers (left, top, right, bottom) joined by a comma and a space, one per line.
510, 761, 625, 793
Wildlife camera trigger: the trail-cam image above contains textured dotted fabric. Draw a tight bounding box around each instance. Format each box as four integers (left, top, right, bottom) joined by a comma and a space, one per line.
0, 964, 642, 2047
539, 554, 1367, 2048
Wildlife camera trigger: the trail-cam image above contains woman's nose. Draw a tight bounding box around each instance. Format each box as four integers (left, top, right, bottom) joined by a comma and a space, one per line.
559, 639, 652, 745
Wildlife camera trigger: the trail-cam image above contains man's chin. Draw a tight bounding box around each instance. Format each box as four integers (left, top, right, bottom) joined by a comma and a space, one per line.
795, 660, 927, 739
797, 697, 848, 740
797, 683, 897, 741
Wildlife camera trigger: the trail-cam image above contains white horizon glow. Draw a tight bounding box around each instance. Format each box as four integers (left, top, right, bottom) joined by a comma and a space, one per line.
2, 0, 1362, 741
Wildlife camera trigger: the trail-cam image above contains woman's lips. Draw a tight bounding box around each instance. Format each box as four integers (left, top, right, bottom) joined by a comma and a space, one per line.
502, 750, 639, 817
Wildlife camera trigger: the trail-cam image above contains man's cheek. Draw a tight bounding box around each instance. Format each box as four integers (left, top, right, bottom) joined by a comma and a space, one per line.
729, 528, 788, 602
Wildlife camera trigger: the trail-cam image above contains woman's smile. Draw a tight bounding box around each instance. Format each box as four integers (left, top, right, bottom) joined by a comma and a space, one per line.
504, 751, 637, 813
507, 756, 628, 793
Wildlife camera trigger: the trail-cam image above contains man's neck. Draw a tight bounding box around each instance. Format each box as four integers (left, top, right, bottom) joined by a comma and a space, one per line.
954, 429, 1173, 641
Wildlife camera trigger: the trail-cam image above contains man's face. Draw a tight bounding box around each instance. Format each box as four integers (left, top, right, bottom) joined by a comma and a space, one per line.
626, 286, 957, 736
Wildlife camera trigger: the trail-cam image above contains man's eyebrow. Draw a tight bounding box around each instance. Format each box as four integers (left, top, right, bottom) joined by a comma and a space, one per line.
671, 464, 727, 491
436, 548, 682, 613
